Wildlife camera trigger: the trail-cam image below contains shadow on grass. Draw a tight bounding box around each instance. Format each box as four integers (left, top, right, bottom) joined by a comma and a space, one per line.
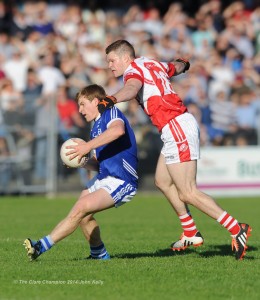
71, 245, 257, 261
113, 247, 202, 259
111, 244, 257, 259
197, 244, 257, 260
71, 248, 195, 261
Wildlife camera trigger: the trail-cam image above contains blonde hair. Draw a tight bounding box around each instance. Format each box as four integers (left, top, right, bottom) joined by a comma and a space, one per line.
76, 84, 106, 102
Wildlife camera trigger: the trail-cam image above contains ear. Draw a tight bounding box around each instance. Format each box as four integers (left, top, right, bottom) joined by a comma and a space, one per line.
123, 53, 131, 64
94, 97, 99, 106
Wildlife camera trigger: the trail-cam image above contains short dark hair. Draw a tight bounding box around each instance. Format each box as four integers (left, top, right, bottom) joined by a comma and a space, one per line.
76, 84, 106, 102
105, 40, 136, 58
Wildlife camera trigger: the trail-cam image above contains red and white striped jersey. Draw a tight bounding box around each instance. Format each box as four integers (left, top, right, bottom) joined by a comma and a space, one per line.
123, 56, 187, 132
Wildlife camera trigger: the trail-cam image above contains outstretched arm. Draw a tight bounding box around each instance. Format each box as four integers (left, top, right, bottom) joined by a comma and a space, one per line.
97, 58, 189, 112
113, 78, 142, 103
97, 78, 142, 112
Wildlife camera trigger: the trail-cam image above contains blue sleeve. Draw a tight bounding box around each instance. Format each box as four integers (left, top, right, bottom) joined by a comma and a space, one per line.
103, 107, 125, 128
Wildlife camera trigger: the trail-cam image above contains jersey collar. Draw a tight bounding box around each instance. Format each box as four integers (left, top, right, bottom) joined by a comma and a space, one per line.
95, 113, 101, 121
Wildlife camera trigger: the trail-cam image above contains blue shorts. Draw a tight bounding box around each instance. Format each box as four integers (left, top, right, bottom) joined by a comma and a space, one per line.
86, 175, 137, 207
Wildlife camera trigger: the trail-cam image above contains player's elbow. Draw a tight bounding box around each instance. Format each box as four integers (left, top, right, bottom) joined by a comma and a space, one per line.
110, 122, 126, 139
116, 125, 125, 138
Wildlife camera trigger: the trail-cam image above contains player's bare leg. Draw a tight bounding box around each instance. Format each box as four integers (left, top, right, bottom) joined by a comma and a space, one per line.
24, 189, 114, 261
167, 160, 252, 259
76, 189, 103, 247
80, 214, 102, 246
79, 212, 110, 259
155, 153, 204, 250
155, 154, 188, 215
166, 160, 223, 219
50, 189, 114, 243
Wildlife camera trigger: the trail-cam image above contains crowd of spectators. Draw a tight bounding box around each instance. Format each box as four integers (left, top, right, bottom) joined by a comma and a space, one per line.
0, 0, 260, 189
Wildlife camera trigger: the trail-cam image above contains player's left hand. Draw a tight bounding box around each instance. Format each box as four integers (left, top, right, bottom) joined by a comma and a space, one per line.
65, 139, 91, 163
97, 96, 117, 114
175, 58, 190, 73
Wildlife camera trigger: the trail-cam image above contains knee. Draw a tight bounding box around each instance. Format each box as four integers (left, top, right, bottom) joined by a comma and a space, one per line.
69, 207, 86, 224
79, 217, 87, 228
178, 190, 195, 205
79, 215, 93, 228
154, 177, 160, 189
154, 176, 169, 192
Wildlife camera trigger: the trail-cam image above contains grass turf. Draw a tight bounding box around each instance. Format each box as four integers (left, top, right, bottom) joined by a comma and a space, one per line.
0, 193, 259, 300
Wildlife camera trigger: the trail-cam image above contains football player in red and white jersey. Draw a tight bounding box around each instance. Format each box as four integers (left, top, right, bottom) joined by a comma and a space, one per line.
97, 39, 252, 260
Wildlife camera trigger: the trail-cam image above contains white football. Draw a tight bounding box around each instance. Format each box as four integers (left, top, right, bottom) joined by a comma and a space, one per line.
60, 138, 86, 168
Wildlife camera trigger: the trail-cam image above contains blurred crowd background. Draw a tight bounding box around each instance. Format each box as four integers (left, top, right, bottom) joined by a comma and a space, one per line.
0, 0, 260, 192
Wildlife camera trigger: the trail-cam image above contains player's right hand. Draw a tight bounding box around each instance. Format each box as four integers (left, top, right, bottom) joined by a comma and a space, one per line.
98, 96, 117, 114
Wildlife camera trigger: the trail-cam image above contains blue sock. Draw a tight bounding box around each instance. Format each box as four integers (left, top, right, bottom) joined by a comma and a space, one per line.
39, 235, 54, 254
90, 242, 108, 259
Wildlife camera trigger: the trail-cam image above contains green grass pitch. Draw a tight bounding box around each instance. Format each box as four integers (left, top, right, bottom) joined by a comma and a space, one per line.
0, 193, 259, 300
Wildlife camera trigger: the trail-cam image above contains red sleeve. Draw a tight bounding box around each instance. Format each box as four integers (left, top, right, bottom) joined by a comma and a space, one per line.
124, 73, 143, 84
167, 62, 176, 77
124, 62, 144, 84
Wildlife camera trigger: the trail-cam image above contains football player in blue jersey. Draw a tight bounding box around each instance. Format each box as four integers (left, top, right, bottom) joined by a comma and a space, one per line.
24, 84, 138, 261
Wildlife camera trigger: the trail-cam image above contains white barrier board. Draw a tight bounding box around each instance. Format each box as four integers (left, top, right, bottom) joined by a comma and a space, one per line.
197, 146, 260, 197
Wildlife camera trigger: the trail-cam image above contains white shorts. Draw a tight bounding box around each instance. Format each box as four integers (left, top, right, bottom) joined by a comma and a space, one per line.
161, 112, 200, 164
86, 175, 137, 208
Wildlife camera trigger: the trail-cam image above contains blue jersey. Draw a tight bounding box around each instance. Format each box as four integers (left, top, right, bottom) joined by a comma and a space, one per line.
90, 106, 138, 188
